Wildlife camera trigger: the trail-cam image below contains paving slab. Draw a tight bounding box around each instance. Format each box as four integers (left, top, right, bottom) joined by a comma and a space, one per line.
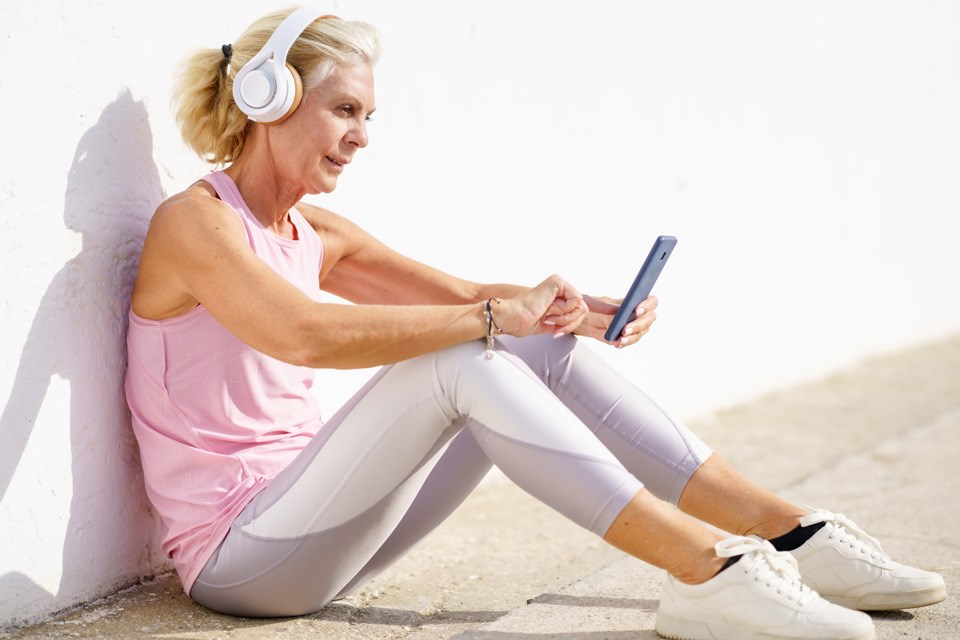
453, 405, 960, 640
5, 334, 959, 639
0, 475, 621, 640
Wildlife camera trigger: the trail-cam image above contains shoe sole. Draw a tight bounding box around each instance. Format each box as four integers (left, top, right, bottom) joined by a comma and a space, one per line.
823, 583, 948, 611
654, 611, 876, 640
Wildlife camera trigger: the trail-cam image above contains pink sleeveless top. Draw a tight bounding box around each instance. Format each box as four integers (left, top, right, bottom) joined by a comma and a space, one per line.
125, 171, 324, 592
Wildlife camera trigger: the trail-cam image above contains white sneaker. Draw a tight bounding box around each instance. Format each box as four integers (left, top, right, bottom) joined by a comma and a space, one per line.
790, 508, 947, 611
655, 536, 875, 640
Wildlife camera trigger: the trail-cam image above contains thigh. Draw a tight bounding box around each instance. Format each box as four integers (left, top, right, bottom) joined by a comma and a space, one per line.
191, 354, 469, 616
333, 425, 493, 599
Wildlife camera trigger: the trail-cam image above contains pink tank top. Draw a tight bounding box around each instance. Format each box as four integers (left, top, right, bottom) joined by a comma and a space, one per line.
125, 171, 324, 592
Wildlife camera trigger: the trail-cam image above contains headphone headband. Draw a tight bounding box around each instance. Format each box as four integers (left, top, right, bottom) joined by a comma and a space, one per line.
233, 7, 337, 123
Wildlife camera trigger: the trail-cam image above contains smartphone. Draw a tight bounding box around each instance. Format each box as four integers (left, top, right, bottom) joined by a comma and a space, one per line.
603, 235, 677, 342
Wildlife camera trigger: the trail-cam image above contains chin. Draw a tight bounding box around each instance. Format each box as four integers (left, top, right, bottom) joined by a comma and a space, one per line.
310, 176, 340, 195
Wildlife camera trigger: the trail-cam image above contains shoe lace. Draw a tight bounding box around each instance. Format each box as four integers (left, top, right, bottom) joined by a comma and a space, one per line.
716, 536, 818, 605
800, 508, 888, 562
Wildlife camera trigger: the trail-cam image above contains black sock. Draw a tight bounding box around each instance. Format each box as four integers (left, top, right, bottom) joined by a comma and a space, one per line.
715, 554, 742, 575
715, 521, 826, 577
769, 521, 826, 552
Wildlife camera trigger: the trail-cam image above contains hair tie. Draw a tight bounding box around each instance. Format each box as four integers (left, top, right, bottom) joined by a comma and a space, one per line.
221, 43, 233, 60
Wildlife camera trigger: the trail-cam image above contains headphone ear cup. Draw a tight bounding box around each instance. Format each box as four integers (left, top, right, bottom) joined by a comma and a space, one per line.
237, 65, 278, 112
234, 61, 303, 123
269, 62, 304, 125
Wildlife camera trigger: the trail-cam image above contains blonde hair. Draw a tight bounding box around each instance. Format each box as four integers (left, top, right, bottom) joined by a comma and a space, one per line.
173, 8, 381, 165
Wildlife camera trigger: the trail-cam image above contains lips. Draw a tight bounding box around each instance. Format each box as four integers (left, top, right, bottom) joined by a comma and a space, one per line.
325, 156, 348, 170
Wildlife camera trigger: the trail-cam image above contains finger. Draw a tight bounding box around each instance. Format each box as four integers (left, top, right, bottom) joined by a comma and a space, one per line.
525, 278, 572, 323
553, 317, 585, 338
635, 295, 659, 317
553, 277, 585, 310
584, 294, 619, 315
544, 301, 582, 326
550, 296, 582, 315
544, 304, 589, 330
547, 303, 589, 336
618, 323, 654, 348
622, 310, 657, 337
617, 332, 641, 348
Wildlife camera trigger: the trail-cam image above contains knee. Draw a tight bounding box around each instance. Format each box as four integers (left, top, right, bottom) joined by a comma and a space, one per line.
430, 340, 487, 374
498, 332, 577, 358
495, 333, 578, 390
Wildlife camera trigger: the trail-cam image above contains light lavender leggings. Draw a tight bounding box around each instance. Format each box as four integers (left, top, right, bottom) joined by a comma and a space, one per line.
191, 334, 712, 617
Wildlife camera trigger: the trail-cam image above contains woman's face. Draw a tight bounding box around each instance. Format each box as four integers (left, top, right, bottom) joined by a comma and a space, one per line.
274, 63, 376, 194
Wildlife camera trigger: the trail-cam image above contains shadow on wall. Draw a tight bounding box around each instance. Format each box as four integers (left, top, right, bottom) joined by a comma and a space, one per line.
0, 90, 166, 625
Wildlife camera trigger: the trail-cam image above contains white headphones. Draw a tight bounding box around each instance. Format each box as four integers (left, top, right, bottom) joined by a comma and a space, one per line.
232, 7, 336, 124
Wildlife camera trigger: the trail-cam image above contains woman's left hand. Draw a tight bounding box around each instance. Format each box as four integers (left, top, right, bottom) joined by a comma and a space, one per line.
574, 294, 658, 348
498, 275, 590, 338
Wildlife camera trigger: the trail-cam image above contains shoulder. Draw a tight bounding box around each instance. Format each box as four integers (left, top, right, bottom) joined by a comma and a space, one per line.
134, 181, 249, 318
149, 181, 245, 246
295, 200, 355, 235
153, 181, 235, 227
293, 202, 386, 281
295, 200, 371, 253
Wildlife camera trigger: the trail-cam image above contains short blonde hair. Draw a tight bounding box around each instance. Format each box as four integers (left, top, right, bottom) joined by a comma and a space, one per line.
173, 7, 381, 165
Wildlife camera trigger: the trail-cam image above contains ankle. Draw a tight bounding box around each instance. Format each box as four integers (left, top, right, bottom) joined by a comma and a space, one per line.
741, 512, 807, 541
671, 548, 727, 585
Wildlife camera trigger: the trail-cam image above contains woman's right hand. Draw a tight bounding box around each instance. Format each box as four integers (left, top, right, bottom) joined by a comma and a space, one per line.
496, 275, 589, 338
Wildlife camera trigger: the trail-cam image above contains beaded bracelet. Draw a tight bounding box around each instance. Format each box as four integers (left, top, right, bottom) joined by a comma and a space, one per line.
484, 298, 503, 359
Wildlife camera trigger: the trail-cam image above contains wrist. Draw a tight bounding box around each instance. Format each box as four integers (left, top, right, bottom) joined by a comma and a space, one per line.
486, 299, 503, 334
483, 298, 504, 359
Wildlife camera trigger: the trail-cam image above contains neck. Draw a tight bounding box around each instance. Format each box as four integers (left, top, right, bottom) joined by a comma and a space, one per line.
224, 137, 307, 235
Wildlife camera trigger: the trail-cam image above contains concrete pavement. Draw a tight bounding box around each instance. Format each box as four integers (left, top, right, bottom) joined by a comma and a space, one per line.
5, 334, 959, 639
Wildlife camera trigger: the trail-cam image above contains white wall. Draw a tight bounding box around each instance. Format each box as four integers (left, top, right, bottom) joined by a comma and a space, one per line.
2, 0, 958, 628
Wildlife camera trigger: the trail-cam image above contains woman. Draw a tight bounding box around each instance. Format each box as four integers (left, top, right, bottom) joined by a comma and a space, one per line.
125, 8, 944, 639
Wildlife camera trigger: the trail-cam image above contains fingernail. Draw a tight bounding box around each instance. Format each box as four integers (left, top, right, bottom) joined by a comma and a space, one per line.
635, 306, 646, 316
623, 327, 633, 336
553, 331, 564, 339
543, 320, 557, 326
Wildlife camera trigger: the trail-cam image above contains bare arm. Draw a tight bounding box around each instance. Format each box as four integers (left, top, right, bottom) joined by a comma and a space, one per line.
305, 203, 529, 306
304, 204, 657, 346
131, 194, 584, 370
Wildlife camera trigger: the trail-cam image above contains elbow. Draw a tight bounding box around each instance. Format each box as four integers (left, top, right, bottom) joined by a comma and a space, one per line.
280, 304, 375, 370
284, 321, 351, 369
293, 347, 360, 370
286, 334, 332, 369
286, 347, 320, 369
279, 316, 329, 368
294, 348, 341, 369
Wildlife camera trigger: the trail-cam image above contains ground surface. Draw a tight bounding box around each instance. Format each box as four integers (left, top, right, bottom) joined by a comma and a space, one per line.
6, 335, 959, 639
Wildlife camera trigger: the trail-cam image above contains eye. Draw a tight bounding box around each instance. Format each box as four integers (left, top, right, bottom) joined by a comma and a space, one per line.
337, 104, 372, 122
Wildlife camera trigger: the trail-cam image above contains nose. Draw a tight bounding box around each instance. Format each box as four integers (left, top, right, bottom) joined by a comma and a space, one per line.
345, 118, 368, 149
